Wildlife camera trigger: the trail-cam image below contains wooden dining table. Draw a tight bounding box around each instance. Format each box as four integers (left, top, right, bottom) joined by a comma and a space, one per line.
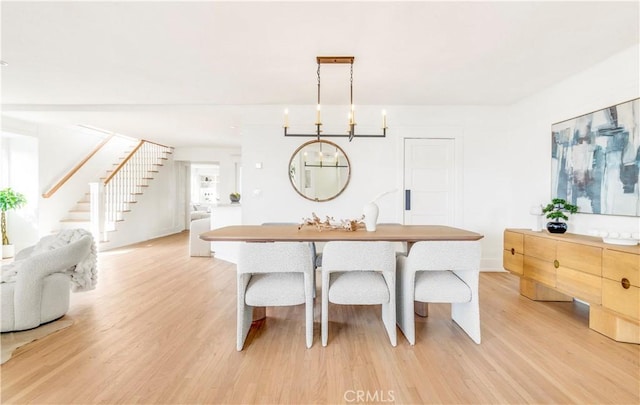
200, 223, 484, 320
199, 223, 483, 244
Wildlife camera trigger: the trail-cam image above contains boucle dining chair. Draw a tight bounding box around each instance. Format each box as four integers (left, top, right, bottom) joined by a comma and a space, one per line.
236, 242, 315, 351
396, 240, 481, 344
321, 241, 397, 346
261, 222, 320, 299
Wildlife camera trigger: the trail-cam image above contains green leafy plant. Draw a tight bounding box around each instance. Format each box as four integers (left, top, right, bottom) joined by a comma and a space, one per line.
229, 192, 241, 202
0, 187, 27, 245
542, 198, 578, 221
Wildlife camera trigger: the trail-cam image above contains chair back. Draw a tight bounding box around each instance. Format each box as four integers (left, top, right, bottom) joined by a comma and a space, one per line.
237, 242, 313, 275
406, 241, 481, 272
322, 241, 395, 274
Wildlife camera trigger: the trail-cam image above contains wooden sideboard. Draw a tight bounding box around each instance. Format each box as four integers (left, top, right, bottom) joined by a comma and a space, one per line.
503, 229, 639, 344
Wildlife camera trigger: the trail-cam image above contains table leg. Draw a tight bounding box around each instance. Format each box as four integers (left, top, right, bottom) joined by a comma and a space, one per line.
414, 301, 429, 317
252, 306, 266, 322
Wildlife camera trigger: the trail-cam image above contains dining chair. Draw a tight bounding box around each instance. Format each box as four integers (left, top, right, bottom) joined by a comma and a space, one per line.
261, 222, 320, 298
236, 242, 315, 350
396, 240, 481, 344
321, 241, 397, 346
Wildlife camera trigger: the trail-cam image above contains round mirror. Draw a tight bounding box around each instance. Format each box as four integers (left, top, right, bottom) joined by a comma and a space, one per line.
288, 139, 351, 202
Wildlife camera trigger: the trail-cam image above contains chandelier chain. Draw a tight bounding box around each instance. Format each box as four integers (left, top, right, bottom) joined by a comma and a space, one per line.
350, 62, 354, 106
317, 62, 321, 105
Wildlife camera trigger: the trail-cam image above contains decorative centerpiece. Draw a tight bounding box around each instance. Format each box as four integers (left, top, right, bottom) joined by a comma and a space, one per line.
229, 192, 241, 203
299, 212, 364, 232
542, 198, 578, 234
0, 187, 27, 258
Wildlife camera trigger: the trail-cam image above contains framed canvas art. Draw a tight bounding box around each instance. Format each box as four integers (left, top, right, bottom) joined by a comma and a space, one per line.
551, 98, 639, 216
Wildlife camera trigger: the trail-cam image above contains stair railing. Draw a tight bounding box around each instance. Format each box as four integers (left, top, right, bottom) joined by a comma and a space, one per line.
101, 140, 173, 236
42, 134, 115, 198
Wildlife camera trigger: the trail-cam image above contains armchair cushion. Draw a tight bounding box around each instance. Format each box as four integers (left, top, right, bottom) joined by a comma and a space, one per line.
245, 272, 306, 306
328, 271, 390, 304
414, 271, 471, 303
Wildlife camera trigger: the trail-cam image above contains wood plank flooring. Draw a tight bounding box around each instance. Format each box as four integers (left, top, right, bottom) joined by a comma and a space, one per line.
1, 231, 638, 404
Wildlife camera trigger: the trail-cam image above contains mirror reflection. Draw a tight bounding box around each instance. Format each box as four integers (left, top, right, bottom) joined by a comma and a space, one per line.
289, 140, 351, 202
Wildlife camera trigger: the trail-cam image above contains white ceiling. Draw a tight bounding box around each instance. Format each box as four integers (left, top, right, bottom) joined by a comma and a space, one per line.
2, 1, 639, 147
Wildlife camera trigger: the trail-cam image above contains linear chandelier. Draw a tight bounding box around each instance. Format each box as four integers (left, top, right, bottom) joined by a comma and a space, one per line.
283, 56, 387, 142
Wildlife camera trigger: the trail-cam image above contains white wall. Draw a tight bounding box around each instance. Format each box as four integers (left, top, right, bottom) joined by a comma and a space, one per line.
99, 157, 185, 251
241, 105, 511, 270
2, 44, 637, 261
0, 124, 39, 250
240, 45, 639, 270
507, 44, 640, 236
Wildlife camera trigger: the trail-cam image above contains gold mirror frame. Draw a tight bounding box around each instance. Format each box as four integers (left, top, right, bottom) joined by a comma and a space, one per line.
288, 140, 351, 202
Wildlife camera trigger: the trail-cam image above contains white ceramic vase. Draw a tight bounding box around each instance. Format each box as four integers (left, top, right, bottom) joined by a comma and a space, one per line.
363, 202, 379, 232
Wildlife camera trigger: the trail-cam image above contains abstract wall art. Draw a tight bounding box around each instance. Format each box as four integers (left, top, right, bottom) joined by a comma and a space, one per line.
551, 98, 639, 216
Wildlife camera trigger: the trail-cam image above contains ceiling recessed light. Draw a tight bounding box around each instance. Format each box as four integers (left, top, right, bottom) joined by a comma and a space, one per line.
0, 60, 8, 67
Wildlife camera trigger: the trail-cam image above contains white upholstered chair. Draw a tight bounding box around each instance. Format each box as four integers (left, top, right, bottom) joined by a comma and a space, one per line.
189, 216, 211, 257
236, 242, 315, 351
321, 241, 397, 346
396, 240, 481, 344
1, 235, 93, 332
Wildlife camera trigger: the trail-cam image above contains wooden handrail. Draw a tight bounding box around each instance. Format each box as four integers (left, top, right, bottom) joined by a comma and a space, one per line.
42, 134, 115, 198
103, 140, 145, 185
141, 138, 173, 150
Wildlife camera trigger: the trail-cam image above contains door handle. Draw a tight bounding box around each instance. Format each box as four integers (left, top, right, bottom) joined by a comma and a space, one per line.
405, 189, 411, 211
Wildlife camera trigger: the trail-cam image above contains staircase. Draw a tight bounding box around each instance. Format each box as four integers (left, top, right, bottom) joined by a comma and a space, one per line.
58, 193, 92, 231
57, 141, 173, 243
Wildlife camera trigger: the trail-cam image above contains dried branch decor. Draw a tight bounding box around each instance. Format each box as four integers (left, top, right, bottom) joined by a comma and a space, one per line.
299, 212, 365, 232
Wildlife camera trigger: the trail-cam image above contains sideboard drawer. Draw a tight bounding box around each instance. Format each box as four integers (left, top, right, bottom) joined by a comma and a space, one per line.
524, 255, 556, 287
603, 250, 639, 287
504, 230, 524, 254
557, 241, 602, 276
556, 266, 602, 304
602, 278, 640, 319
524, 235, 556, 262
503, 249, 523, 275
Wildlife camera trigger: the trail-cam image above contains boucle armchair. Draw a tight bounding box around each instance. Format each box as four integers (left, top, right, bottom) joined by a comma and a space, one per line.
236, 242, 315, 350
189, 216, 211, 257
396, 241, 481, 344
321, 241, 397, 346
1, 235, 93, 332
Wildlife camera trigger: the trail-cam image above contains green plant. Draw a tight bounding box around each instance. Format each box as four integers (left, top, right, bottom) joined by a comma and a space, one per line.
0, 187, 27, 245
542, 198, 578, 221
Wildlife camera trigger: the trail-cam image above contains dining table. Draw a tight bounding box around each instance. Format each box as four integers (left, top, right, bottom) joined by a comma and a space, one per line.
200, 223, 484, 320
199, 223, 483, 244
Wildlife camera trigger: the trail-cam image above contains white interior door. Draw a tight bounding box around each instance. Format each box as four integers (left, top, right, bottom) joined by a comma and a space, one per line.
404, 138, 456, 225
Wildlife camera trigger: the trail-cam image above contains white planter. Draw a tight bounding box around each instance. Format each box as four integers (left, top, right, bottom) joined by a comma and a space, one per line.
2, 244, 15, 259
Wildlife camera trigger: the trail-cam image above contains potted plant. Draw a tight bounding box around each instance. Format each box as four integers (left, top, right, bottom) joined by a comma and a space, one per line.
542, 198, 578, 234
0, 187, 27, 258
229, 192, 241, 203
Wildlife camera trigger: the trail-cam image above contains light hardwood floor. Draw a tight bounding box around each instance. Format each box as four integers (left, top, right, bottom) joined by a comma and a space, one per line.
1, 232, 638, 404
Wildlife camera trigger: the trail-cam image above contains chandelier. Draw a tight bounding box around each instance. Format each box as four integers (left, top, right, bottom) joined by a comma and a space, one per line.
283, 56, 387, 142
